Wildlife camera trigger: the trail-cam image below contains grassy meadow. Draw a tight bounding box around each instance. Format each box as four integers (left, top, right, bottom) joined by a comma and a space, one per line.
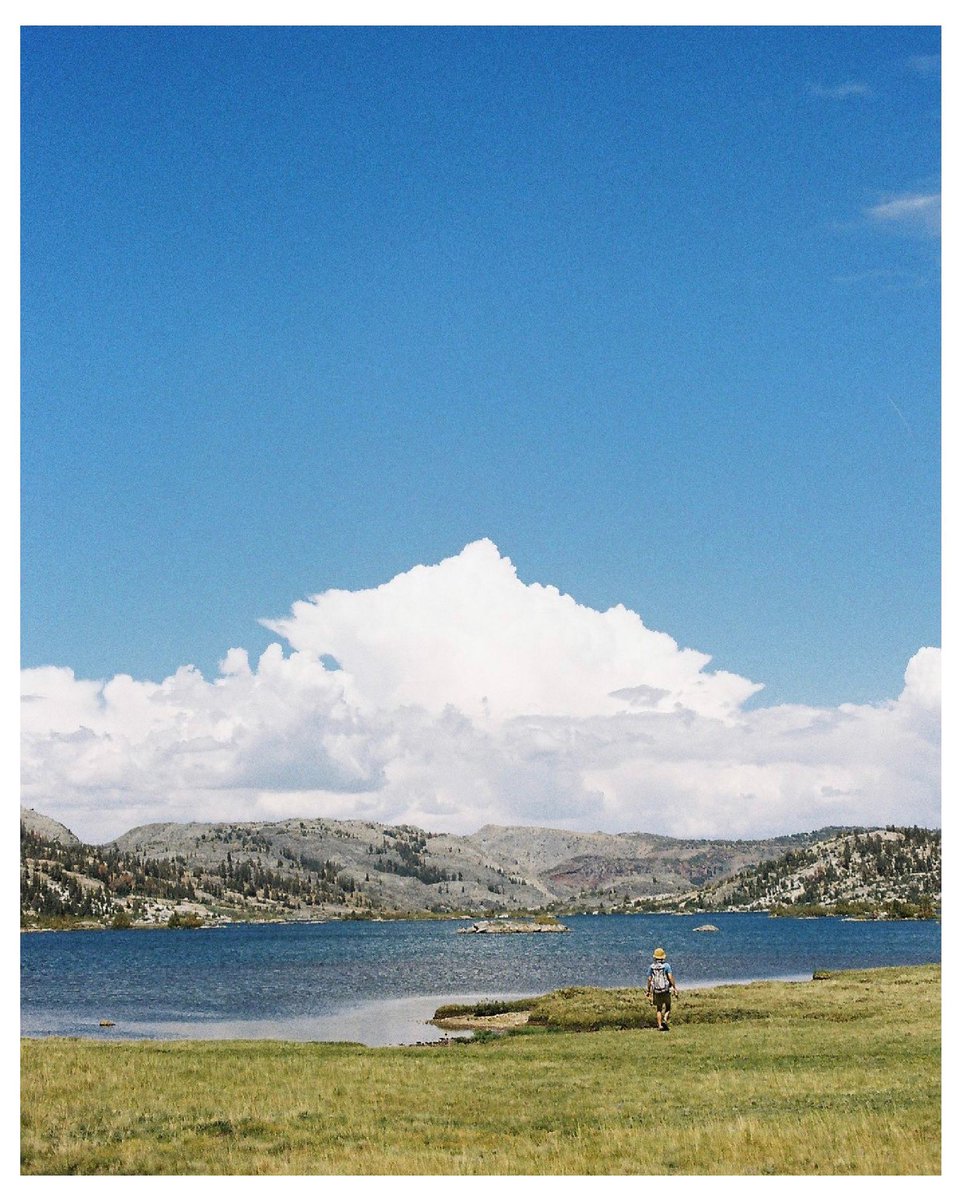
21, 964, 940, 1175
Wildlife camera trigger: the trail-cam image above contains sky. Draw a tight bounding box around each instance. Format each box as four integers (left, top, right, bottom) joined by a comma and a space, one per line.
19, 23, 941, 844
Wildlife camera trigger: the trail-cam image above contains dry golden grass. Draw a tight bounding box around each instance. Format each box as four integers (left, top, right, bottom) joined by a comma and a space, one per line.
21, 964, 939, 1174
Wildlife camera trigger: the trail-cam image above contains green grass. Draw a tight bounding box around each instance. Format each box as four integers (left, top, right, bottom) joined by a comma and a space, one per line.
20, 964, 940, 1175
433, 996, 534, 1019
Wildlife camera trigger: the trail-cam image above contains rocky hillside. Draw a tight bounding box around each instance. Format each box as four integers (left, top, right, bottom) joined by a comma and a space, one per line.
20, 807, 81, 847
466, 823, 851, 903
679, 827, 941, 917
21, 806, 875, 928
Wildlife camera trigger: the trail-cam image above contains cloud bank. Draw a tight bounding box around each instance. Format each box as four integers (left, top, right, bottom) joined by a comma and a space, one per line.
21, 541, 940, 843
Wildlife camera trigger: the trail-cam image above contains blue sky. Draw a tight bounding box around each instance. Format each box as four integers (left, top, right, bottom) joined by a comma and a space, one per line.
22, 24, 939, 714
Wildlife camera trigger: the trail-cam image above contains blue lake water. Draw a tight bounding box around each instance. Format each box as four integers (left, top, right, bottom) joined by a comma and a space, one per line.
21, 913, 940, 1046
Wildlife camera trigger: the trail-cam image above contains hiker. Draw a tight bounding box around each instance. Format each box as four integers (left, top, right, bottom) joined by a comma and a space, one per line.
646, 946, 678, 1031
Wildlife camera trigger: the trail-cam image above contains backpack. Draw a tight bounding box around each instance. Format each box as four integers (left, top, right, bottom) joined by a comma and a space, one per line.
650, 962, 670, 992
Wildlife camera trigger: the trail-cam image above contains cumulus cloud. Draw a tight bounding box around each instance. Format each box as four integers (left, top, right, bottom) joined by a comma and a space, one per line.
866, 192, 941, 237
261, 539, 762, 723
20, 542, 941, 843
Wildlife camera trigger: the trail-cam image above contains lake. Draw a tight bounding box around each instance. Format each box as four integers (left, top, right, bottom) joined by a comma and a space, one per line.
21, 912, 940, 1046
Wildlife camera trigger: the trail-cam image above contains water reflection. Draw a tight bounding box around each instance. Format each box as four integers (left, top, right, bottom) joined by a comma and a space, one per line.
23, 992, 530, 1046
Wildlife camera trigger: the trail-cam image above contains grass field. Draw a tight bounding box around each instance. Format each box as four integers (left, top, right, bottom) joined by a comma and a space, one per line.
20, 964, 940, 1175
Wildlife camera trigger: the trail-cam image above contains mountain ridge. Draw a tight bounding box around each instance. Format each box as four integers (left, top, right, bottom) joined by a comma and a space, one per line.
22, 805, 935, 928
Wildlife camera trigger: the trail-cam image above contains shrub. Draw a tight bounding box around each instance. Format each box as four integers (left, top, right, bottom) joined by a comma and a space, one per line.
167, 911, 204, 929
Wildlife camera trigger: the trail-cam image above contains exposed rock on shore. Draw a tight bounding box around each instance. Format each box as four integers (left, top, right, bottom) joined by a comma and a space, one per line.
431, 1010, 531, 1031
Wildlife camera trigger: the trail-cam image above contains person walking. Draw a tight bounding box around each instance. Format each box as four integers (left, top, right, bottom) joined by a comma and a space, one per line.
646, 947, 678, 1031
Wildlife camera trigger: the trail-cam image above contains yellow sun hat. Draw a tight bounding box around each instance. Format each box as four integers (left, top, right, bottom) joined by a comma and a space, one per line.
653, 947, 666, 959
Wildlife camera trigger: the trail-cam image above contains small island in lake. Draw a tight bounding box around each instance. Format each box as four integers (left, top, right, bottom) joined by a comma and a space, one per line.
458, 917, 570, 934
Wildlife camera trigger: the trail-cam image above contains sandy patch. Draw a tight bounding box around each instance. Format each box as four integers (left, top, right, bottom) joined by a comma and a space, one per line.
431, 1010, 531, 1031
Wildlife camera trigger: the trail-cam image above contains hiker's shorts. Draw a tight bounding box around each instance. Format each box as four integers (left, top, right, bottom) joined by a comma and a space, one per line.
652, 990, 671, 1012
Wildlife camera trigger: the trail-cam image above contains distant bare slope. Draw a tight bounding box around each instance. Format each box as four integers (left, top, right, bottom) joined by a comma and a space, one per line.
465, 824, 851, 901
20, 806, 81, 847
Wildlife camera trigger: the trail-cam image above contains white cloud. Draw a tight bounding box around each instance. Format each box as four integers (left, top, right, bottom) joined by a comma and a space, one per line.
866, 192, 941, 237
808, 81, 871, 100
907, 54, 940, 76
20, 541, 941, 843
261, 539, 762, 723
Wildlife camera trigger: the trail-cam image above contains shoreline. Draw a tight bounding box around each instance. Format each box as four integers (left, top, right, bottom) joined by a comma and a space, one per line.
19, 907, 942, 935
22, 966, 946, 1047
